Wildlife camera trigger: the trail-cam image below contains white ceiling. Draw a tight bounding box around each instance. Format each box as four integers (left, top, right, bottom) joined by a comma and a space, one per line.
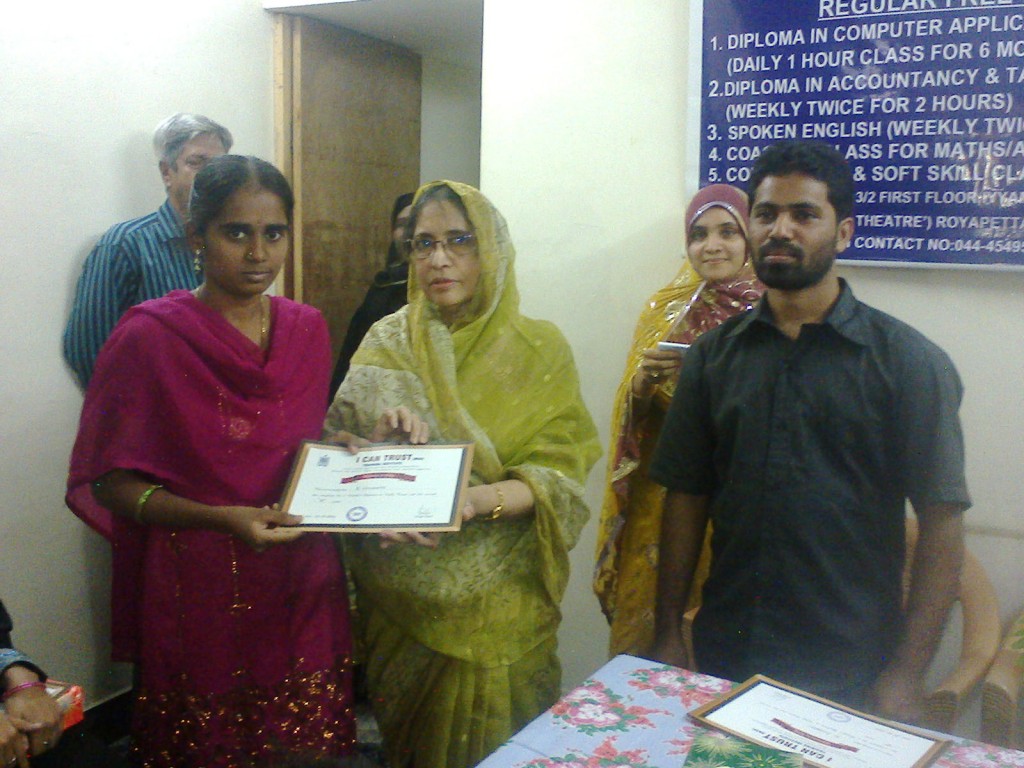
263, 0, 483, 71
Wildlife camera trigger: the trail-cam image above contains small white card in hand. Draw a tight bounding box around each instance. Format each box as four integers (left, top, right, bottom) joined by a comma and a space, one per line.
657, 341, 690, 353
280, 441, 474, 532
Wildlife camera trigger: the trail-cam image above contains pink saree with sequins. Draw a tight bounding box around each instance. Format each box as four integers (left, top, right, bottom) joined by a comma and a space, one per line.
67, 290, 354, 768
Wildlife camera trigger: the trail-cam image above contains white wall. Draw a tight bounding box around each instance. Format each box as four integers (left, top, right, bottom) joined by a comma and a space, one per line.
479, 0, 1024, 716
0, 0, 278, 702
480, 0, 696, 690
421, 56, 482, 187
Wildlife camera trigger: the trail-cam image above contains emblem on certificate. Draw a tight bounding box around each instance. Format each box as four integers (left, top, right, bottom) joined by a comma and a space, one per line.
280, 441, 474, 532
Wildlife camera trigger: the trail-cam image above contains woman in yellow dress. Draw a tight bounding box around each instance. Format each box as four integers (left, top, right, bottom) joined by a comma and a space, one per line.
594, 184, 764, 658
326, 181, 600, 768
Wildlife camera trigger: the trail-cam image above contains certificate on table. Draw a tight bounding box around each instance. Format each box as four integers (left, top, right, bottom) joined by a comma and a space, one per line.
280, 441, 474, 532
690, 675, 947, 768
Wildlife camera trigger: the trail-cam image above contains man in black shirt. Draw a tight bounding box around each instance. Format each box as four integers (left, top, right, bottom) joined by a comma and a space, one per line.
650, 141, 969, 726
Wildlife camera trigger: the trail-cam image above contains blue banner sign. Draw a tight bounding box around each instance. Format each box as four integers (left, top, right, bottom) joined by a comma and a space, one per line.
701, 1, 1024, 268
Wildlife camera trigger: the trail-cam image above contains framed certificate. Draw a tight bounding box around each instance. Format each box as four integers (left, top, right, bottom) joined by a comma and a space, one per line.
280, 441, 474, 532
689, 676, 948, 768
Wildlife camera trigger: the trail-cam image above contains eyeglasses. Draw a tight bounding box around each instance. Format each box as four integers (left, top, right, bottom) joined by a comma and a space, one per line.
406, 233, 477, 260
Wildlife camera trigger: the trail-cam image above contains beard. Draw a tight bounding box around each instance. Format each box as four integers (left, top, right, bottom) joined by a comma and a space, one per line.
753, 238, 836, 290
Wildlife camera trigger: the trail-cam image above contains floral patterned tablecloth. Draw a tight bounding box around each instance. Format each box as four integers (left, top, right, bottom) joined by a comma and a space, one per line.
476, 655, 1024, 768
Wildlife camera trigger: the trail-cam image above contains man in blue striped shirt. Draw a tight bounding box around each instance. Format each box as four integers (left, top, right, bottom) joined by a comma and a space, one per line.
63, 113, 233, 388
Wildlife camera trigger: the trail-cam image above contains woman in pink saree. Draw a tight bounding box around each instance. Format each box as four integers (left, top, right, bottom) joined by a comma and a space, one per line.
66, 156, 375, 767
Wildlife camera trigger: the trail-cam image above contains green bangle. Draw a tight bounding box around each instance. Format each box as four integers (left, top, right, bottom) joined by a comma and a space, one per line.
134, 484, 164, 524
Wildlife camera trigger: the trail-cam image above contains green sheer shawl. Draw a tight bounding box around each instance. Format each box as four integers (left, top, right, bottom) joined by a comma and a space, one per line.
325, 181, 601, 666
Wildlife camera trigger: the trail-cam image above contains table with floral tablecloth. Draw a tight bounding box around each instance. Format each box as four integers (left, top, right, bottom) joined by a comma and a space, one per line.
477, 655, 1024, 768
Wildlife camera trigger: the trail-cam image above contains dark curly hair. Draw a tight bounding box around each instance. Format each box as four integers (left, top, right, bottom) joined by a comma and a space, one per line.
747, 141, 854, 221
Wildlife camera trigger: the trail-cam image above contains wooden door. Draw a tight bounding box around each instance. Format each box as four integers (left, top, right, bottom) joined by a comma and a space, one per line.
274, 14, 421, 360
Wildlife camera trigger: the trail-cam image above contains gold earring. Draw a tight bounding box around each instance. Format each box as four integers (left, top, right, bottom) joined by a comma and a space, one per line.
193, 248, 203, 274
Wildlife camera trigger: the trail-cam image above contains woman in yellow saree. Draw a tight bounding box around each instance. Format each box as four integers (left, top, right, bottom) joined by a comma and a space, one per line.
325, 181, 600, 768
594, 184, 763, 658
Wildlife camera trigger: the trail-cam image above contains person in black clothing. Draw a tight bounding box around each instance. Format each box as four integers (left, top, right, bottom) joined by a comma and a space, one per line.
329, 192, 415, 400
650, 141, 968, 725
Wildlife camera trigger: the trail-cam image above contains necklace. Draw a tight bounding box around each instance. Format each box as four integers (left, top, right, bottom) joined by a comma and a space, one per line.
259, 295, 268, 348
191, 287, 267, 347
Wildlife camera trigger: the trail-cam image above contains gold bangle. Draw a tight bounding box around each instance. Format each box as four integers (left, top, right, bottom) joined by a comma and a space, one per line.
134, 484, 164, 524
482, 486, 505, 521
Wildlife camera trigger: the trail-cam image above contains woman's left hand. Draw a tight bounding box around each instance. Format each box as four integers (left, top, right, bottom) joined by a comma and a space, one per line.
459, 485, 494, 523
639, 347, 683, 385
3, 677, 61, 759
370, 407, 430, 445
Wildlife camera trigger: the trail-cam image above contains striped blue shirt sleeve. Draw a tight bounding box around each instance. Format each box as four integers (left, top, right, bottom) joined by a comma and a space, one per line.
63, 200, 198, 388
0, 600, 46, 681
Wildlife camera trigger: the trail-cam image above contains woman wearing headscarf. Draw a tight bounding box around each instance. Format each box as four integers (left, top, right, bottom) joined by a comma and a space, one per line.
594, 184, 763, 659
325, 181, 600, 768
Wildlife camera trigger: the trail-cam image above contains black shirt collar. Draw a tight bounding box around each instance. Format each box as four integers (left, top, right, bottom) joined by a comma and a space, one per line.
728, 278, 869, 346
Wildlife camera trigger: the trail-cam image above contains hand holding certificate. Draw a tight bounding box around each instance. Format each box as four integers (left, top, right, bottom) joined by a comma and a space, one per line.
280, 441, 474, 532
